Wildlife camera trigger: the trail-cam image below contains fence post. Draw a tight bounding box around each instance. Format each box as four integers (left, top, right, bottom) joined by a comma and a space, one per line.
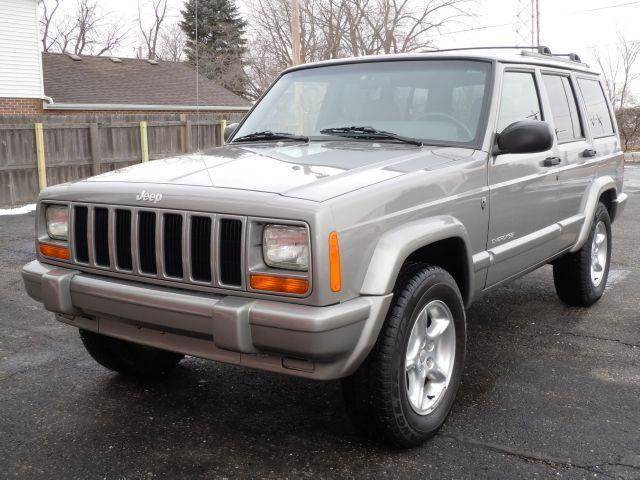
140, 121, 149, 162
34, 123, 47, 190
180, 114, 191, 153
219, 119, 227, 146
89, 123, 101, 175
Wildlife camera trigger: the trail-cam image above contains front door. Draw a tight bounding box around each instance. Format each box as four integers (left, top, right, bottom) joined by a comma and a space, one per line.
486, 68, 560, 286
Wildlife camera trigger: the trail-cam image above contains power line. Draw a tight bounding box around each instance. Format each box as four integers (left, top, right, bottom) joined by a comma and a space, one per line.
567, 0, 640, 15
439, 0, 640, 38
439, 22, 513, 36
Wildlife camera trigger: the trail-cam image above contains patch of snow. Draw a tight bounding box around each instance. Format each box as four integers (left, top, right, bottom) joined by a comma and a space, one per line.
0, 204, 36, 216
606, 268, 630, 291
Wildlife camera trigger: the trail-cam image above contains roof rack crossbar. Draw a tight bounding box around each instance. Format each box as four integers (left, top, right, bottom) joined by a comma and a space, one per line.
553, 53, 582, 63
424, 45, 552, 54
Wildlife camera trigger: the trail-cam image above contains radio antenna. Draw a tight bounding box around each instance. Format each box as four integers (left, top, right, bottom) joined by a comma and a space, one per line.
195, 0, 200, 151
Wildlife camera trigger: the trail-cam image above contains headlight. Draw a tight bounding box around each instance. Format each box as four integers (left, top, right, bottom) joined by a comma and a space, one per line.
46, 205, 69, 240
263, 224, 309, 271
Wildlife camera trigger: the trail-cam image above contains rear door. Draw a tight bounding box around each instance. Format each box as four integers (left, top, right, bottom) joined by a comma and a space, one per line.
539, 71, 593, 246
486, 67, 560, 286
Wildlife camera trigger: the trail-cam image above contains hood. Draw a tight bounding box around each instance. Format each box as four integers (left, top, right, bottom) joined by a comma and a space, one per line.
84, 142, 476, 202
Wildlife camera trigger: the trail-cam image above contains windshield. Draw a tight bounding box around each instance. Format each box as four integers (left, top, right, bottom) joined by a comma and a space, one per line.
234, 60, 492, 146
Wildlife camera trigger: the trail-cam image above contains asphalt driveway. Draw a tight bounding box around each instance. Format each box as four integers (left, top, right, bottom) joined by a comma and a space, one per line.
1, 167, 639, 479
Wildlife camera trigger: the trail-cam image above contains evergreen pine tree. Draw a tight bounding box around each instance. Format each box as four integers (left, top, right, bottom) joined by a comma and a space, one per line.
180, 0, 248, 97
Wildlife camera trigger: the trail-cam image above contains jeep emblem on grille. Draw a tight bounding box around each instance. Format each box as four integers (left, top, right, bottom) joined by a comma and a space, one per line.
136, 190, 163, 203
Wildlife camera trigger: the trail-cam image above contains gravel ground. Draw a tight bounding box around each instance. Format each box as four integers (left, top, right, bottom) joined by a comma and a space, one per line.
1, 167, 639, 479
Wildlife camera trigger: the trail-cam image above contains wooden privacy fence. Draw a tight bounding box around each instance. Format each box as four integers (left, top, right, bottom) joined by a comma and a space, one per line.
0, 113, 233, 207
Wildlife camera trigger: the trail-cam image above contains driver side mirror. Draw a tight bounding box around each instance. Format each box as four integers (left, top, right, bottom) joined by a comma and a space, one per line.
494, 120, 553, 155
224, 122, 239, 143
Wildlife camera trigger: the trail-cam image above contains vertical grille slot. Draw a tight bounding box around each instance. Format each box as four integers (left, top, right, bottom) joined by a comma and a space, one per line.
190, 216, 212, 282
115, 209, 132, 270
74, 206, 89, 263
138, 211, 157, 274
219, 218, 243, 286
163, 213, 183, 278
94, 207, 110, 267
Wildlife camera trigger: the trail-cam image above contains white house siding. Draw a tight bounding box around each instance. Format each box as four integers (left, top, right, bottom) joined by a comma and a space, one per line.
0, 0, 44, 98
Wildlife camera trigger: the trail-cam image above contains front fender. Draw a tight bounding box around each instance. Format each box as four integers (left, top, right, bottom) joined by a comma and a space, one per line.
360, 215, 473, 303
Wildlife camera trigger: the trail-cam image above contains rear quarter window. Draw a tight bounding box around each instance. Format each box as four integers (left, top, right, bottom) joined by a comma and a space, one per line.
578, 78, 614, 137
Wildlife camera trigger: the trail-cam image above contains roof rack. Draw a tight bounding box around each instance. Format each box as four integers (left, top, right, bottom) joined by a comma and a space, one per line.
425, 45, 588, 67
554, 53, 582, 62
425, 45, 551, 54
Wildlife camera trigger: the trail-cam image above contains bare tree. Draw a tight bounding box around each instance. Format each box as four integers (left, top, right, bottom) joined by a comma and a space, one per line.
39, 0, 61, 52
593, 33, 640, 150
137, 0, 168, 60
593, 33, 640, 110
157, 23, 186, 62
72, 0, 127, 55
243, 0, 473, 99
37, 0, 127, 56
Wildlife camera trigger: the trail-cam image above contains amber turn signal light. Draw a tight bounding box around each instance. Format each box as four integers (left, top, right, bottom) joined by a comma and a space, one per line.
329, 231, 341, 292
250, 274, 309, 295
39, 243, 70, 261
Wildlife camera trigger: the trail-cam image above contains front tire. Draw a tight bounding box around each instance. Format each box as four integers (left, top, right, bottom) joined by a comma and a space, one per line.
79, 329, 184, 377
342, 264, 466, 448
553, 203, 612, 307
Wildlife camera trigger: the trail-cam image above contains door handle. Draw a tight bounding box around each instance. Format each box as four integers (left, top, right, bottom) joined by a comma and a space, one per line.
543, 156, 561, 167
582, 148, 597, 158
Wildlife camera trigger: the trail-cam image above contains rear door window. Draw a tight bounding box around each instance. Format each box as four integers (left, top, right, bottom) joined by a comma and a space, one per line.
497, 71, 542, 132
542, 74, 583, 143
577, 78, 614, 137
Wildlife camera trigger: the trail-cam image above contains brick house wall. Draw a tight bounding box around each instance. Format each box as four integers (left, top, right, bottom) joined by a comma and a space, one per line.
0, 98, 44, 115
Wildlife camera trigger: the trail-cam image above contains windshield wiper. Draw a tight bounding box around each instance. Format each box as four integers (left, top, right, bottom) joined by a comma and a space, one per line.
320, 126, 423, 147
232, 130, 309, 143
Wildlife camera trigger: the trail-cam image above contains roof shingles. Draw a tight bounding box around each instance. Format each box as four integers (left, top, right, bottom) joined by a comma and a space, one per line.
42, 52, 250, 108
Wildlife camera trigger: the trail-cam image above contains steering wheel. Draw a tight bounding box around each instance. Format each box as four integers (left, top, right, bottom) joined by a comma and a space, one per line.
418, 112, 474, 140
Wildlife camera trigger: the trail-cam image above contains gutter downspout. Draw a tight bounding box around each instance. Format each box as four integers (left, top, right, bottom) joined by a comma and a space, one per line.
42, 102, 252, 112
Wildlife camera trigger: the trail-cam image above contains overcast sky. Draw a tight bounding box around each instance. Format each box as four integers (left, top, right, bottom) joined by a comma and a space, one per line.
86, 0, 640, 93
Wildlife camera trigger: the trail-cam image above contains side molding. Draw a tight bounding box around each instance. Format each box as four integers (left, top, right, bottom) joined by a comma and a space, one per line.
570, 176, 617, 253
360, 216, 473, 304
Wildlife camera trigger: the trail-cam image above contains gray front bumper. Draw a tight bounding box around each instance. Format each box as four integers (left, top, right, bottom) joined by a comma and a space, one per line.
22, 260, 392, 379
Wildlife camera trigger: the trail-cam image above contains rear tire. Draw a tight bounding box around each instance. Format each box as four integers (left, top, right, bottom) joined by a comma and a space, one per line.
553, 203, 611, 307
342, 264, 466, 448
79, 329, 184, 377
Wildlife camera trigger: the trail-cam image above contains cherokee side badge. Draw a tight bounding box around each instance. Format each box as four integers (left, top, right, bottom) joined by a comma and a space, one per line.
135, 190, 163, 203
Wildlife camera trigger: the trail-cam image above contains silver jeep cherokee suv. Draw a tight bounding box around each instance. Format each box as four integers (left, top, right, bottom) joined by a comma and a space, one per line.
23, 47, 627, 447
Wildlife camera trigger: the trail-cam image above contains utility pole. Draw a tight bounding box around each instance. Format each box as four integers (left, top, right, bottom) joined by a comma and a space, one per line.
515, 0, 539, 47
535, 0, 540, 46
290, 0, 301, 65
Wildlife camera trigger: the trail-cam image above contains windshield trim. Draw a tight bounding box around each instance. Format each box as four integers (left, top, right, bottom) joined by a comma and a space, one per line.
228, 58, 496, 150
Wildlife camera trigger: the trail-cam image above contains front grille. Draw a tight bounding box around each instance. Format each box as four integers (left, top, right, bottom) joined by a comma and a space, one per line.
115, 209, 132, 270
219, 219, 243, 286
138, 211, 157, 274
163, 213, 183, 278
94, 208, 110, 266
190, 216, 212, 282
70, 205, 243, 289
73, 206, 89, 263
